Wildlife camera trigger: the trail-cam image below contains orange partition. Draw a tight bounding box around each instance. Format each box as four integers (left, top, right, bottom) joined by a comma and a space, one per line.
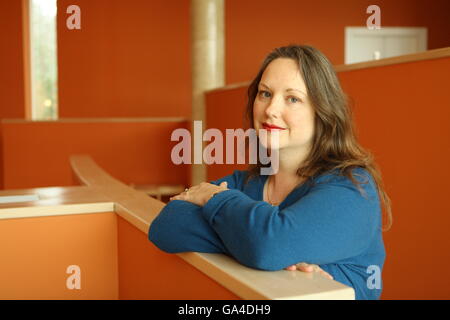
0, 212, 118, 299
1, 120, 189, 189
0, 122, 3, 190
338, 56, 450, 299
204, 56, 450, 299
0, 211, 240, 299
117, 216, 240, 299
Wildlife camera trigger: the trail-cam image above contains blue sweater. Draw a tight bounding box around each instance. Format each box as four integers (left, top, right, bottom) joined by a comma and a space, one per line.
148, 168, 386, 300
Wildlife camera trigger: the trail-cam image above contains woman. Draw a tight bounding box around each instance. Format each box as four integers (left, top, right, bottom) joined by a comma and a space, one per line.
149, 44, 392, 300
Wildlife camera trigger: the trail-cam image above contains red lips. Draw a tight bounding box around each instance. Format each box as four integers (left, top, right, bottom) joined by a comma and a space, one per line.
262, 122, 286, 130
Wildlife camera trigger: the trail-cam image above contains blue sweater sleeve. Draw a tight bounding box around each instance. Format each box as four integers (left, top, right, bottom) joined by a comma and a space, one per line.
202, 169, 380, 271
148, 200, 228, 254
148, 170, 243, 254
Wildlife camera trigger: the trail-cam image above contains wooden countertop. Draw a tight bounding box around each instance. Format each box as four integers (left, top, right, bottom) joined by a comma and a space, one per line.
0, 155, 355, 300
0, 185, 113, 219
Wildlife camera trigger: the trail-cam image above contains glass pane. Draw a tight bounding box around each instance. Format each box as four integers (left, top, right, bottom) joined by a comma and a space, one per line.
30, 0, 58, 120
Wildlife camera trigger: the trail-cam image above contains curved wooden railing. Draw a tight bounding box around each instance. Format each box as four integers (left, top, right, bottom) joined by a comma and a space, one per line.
70, 154, 355, 300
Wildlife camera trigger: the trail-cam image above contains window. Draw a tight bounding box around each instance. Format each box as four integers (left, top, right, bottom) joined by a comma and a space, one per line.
29, 0, 58, 120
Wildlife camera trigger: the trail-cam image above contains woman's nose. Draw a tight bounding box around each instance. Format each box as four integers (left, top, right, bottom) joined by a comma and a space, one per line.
265, 98, 282, 118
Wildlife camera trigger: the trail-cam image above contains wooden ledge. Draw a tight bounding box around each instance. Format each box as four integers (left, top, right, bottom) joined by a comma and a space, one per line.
70, 155, 165, 233
0, 185, 113, 219
68, 154, 355, 300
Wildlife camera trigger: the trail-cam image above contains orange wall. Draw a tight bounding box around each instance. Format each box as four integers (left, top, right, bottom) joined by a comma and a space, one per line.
3, 0, 449, 119
226, 0, 450, 84
0, 0, 25, 119
117, 216, 240, 299
0, 212, 118, 299
0, 0, 23, 190
56, 0, 450, 116
56, 0, 191, 118
0, 122, 3, 189
204, 56, 450, 299
2, 120, 189, 189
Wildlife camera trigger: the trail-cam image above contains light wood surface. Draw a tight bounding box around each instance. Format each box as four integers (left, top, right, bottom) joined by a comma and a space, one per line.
0, 185, 113, 219
70, 155, 165, 233
130, 184, 185, 200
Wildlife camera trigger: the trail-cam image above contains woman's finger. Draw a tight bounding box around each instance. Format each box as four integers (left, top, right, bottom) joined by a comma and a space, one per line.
170, 194, 184, 201
296, 263, 314, 272
285, 265, 297, 271
299, 265, 314, 272
294, 263, 334, 280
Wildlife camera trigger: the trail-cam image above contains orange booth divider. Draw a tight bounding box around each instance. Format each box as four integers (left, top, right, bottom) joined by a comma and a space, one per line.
0, 212, 119, 299
205, 52, 450, 299
1, 119, 190, 190
117, 216, 239, 299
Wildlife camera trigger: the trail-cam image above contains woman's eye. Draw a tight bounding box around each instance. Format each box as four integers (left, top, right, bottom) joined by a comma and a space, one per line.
288, 96, 300, 103
258, 90, 271, 98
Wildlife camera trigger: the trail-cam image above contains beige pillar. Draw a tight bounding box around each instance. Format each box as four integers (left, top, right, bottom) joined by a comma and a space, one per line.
190, 0, 225, 186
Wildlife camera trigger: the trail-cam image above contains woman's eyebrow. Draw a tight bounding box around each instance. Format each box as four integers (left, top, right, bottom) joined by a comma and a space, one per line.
259, 83, 307, 97
286, 88, 307, 96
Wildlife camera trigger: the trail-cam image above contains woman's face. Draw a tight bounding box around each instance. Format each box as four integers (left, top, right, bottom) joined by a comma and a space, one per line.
253, 58, 315, 152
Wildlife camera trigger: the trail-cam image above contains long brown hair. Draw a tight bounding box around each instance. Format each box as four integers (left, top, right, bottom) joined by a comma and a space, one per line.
244, 44, 392, 231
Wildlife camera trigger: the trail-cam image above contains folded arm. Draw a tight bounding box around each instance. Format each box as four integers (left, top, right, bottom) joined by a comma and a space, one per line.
148, 171, 242, 254
201, 171, 380, 271
149, 169, 381, 273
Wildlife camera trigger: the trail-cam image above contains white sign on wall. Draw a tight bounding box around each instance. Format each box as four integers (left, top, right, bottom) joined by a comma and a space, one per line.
345, 27, 427, 64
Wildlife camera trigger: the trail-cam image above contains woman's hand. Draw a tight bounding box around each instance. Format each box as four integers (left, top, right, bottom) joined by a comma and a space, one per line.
285, 262, 333, 280
169, 181, 228, 207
